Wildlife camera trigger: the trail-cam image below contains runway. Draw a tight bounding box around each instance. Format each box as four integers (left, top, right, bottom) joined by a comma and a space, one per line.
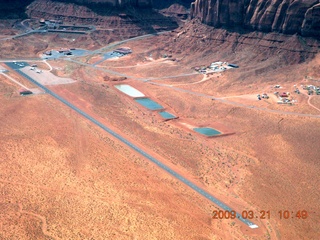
6, 61, 259, 229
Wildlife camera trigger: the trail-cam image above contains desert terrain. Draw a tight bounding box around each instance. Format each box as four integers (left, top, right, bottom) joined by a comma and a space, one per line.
0, 1, 319, 240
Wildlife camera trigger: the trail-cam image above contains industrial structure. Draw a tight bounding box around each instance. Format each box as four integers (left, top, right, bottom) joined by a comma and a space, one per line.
20, 90, 33, 96
114, 47, 132, 54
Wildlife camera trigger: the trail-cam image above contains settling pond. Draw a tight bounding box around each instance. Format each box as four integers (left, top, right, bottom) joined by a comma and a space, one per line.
135, 98, 164, 110
159, 111, 176, 119
193, 127, 221, 136
115, 84, 145, 98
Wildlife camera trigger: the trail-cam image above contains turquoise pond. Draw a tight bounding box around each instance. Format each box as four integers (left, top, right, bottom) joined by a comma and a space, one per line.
159, 111, 176, 119
193, 127, 221, 136
134, 98, 164, 110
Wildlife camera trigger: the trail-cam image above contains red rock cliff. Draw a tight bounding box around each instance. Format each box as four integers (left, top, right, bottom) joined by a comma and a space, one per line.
190, 0, 320, 37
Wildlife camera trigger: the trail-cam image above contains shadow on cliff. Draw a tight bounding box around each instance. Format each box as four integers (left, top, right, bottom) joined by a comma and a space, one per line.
51, 0, 179, 33
0, 0, 33, 19
88, 4, 179, 33
153, 0, 194, 9
123, 6, 179, 33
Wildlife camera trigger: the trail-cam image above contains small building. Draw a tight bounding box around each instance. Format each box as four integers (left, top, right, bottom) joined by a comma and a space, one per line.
48, 19, 63, 24
44, 50, 52, 55
114, 47, 132, 55
58, 48, 70, 53
20, 90, 33, 96
228, 63, 239, 68
64, 50, 72, 55
280, 92, 288, 97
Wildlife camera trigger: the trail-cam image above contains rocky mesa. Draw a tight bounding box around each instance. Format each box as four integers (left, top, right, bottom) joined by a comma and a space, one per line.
190, 0, 320, 38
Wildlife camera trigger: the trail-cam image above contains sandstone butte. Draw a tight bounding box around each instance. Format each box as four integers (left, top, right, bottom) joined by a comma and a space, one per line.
191, 0, 320, 38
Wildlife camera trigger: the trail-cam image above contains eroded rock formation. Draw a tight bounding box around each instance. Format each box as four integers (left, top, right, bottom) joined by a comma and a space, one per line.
52, 0, 153, 7
26, 0, 178, 38
190, 0, 320, 38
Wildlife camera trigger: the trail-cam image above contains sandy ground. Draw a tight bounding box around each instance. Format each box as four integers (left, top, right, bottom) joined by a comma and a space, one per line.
0, 81, 219, 240
57, 36, 320, 239
0, 17, 319, 240
20, 67, 76, 86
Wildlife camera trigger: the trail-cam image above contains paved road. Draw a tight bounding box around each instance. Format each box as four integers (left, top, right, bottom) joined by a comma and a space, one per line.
5, 61, 258, 229
21, 19, 32, 32
307, 95, 320, 113
51, 59, 320, 119
66, 53, 320, 119
1, 18, 97, 42
77, 31, 170, 57
67, 58, 133, 79
150, 82, 320, 119
0, 29, 47, 41
0, 72, 31, 90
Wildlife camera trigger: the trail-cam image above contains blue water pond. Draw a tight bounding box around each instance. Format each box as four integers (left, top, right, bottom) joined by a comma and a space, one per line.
159, 111, 176, 119
134, 98, 164, 110
193, 127, 221, 136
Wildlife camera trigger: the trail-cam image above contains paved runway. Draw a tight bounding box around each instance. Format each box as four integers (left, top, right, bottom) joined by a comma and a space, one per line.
6, 62, 259, 229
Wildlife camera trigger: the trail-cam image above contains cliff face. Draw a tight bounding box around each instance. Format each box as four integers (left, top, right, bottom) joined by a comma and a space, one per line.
52, 0, 153, 7
190, 0, 320, 38
0, 0, 153, 18
0, 0, 33, 18
153, 0, 193, 9
26, 0, 178, 36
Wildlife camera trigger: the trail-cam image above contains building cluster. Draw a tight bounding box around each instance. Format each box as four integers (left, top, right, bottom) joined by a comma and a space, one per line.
257, 93, 269, 100
43, 48, 75, 57
114, 47, 132, 55
40, 19, 63, 29
302, 85, 320, 95
29, 64, 42, 74
274, 91, 295, 105
58, 49, 72, 55
194, 61, 239, 74
272, 85, 293, 104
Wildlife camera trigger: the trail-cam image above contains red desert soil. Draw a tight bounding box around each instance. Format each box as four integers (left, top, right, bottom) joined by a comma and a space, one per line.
48, 72, 319, 240
44, 31, 320, 239
0, 81, 221, 240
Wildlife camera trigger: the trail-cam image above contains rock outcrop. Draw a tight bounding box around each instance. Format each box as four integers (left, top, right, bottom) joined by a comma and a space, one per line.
190, 0, 320, 38
52, 0, 153, 8
26, 0, 178, 37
